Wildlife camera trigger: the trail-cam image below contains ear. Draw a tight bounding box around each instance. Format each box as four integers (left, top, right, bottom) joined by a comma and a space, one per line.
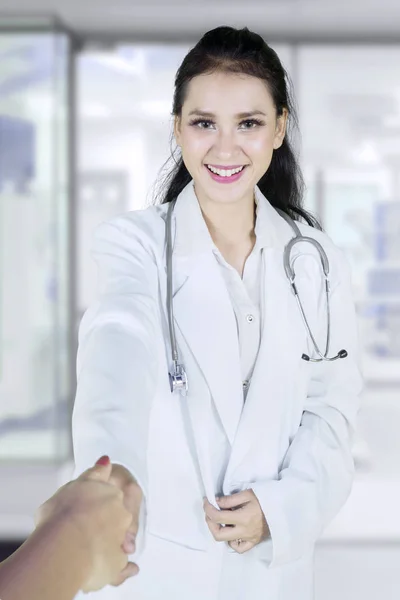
273, 108, 288, 150
174, 115, 182, 146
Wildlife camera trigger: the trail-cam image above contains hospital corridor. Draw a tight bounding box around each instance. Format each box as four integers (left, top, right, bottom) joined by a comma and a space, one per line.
1, 1, 400, 598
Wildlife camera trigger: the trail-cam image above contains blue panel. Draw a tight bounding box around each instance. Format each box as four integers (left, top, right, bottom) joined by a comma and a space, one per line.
0, 115, 36, 193
367, 269, 400, 295
374, 201, 400, 262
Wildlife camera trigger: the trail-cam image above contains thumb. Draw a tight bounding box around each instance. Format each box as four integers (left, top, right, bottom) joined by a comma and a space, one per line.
216, 491, 249, 510
111, 561, 140, 587
78, 456, 112, 483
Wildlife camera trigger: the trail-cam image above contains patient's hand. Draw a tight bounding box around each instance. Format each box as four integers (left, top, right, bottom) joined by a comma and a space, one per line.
34, 457, 139, 592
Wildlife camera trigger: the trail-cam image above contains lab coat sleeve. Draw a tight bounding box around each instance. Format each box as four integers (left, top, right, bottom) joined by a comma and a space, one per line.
71, 216, 161, 544
251, 247, 363, 568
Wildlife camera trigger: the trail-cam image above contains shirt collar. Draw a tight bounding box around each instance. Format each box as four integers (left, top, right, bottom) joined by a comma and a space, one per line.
172, 180, 281, 257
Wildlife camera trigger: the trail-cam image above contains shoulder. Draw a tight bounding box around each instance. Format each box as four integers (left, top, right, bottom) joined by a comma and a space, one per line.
91, 204, 168, 263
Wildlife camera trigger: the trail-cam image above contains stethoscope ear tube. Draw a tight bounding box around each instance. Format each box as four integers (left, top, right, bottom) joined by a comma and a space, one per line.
272, 210, 348, 364
275, 208, 348, 363
284, 235, 330, 282
302, 349, 348, 362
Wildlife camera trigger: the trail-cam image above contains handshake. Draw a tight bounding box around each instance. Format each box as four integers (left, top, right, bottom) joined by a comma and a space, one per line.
3, 457, 270, 600
35, 457, 143, 594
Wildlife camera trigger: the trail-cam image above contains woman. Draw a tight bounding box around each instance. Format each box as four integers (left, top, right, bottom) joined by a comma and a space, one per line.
72, 25, 363, 600
0, 457, 139, 600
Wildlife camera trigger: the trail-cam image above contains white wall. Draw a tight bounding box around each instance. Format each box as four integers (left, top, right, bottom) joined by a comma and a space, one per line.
77, 120, 156, 309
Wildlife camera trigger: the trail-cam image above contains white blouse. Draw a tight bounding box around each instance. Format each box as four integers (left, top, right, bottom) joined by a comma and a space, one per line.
212, 233, 263, 402
178, 189, 271, 403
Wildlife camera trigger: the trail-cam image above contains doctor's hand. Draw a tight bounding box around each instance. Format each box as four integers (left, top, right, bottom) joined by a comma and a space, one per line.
34, 456, 139, 592
203, 490, 270, 554
108, 463, 143, 558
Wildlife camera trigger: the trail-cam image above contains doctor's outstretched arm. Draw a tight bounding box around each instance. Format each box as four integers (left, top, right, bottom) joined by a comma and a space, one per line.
251, 246, 363, 568
0, 458, 137, 600
72, 217, 160, 542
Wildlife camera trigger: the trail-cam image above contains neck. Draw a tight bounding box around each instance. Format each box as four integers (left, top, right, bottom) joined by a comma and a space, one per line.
196, 189, 256, 248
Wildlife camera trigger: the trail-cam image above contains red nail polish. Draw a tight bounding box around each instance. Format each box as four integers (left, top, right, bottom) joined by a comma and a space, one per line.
96, 455, 110, 466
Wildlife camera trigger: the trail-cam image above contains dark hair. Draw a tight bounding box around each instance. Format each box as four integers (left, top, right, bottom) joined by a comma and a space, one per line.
153, 25, 320, 229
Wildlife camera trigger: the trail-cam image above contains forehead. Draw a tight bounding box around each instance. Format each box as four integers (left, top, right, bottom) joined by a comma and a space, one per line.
182, 71, 274, 112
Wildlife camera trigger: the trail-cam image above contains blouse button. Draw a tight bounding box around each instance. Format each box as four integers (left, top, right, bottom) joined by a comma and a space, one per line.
246, 314, 254, 323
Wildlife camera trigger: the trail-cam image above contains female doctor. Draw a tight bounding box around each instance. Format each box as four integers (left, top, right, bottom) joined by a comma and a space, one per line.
72, 25, 363, 600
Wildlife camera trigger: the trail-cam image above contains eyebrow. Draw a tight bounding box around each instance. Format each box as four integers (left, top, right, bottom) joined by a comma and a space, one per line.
188, 109, 267, 118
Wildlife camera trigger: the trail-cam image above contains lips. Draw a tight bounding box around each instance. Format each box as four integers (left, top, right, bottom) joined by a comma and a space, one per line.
204, 164, 247, 183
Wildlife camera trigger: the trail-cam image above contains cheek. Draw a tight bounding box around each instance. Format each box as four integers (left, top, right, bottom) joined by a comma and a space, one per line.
245, 136, 274, 163
181, 134, 210, 162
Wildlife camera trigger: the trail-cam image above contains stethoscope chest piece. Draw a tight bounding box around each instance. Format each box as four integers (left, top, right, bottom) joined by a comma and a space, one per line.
169, 361, 188, 396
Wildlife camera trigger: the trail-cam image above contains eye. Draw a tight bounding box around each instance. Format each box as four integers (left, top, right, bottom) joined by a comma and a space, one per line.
189, 119, 215, 129
239, 119, 264, 129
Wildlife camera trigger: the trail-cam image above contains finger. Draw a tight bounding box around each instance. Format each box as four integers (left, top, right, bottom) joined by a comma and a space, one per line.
111, 562, 140, 587
108, 464, 135, 491
228, 539, 254, 554
78, 458, 112, 483
122, 531, 136, 554
123, 482, 142, 538
216, 490, 252, 510
203, 502, 239, 526
205, 516, 245, 543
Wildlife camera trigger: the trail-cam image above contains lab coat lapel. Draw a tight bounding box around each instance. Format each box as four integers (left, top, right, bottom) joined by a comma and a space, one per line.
172, 252, 244, 447
168, 181, 244, 451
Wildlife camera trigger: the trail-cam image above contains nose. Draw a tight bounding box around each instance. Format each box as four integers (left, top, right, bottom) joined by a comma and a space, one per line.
213, 129, 238, 158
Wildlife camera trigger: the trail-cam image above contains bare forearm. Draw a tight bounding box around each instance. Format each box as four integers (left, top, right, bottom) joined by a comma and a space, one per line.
0, 517, 91, 600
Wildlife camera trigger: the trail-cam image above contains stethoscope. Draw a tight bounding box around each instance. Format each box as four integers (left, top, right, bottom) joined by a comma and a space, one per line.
166, 198, 348, 396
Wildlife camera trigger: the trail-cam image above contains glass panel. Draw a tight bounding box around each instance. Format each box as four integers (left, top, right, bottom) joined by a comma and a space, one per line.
0, 32, 72, 461
298, 45, 400, 479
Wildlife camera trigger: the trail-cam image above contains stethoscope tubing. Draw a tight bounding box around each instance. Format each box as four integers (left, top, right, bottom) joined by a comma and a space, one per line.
167, 200, 347, 393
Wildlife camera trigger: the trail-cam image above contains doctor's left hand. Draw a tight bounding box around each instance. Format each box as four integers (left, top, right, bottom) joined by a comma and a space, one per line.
203, 490, 270, 554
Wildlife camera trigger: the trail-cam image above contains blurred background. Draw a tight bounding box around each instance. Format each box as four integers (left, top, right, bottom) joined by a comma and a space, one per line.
0, 1, 400, 598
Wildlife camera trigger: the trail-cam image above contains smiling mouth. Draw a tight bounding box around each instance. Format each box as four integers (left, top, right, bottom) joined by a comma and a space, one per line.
205, 165, 247, 177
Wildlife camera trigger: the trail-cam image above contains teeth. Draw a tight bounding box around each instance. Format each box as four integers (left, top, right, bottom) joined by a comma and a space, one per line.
207, 165, 244, 177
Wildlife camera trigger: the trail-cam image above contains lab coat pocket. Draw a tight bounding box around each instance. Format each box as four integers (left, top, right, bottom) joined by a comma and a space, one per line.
145, 485, 209, 551
287, 357, 313, 441
297, 355, 313, 389
134, 532, 219, 600
145, 517, 208, 552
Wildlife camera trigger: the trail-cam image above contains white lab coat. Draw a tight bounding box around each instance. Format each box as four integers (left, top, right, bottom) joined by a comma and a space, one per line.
72, 182, 363, 600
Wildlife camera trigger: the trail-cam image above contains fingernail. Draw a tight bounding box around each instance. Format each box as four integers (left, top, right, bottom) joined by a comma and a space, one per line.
96, 455, 110, 466
125, 536, 136, 553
